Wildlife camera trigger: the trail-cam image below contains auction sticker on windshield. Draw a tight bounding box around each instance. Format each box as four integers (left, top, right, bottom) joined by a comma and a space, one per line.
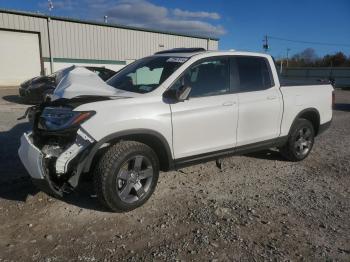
166, 57, 188, 63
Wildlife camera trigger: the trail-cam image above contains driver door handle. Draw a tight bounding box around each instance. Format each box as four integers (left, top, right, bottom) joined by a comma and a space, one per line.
222, 101, 235, 106
267, 96, 277, 100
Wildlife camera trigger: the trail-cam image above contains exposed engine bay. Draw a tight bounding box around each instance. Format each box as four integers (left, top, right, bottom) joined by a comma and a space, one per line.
21, 96, 111, 196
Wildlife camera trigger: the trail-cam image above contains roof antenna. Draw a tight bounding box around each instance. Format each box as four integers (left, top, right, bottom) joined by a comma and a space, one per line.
48, 0, 54, 12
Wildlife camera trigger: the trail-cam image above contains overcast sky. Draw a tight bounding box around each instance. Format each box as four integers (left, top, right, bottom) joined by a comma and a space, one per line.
1, 0, 350, 58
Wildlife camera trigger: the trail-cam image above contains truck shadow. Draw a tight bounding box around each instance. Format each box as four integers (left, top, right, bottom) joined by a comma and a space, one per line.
334, 103, 350, 112
0, 122, 287, 212
0, 122, 107, 212
63, 180, 110, 212
0, 122, 39, 201
245, 149, 287, 161
2, 95, 31, 105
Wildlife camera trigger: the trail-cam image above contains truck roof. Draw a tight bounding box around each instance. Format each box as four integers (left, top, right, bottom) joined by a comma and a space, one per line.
154, 49, 271, 58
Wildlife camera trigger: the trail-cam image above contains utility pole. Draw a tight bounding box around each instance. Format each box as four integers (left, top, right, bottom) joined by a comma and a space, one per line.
286, 48, 291, 67
47, 1, 54, 74
263, 35, 269, 52
280, 60, 283, 74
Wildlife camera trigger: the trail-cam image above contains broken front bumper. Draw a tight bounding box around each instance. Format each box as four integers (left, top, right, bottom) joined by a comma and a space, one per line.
18, 132, 46, 179
18, 129, 95, 196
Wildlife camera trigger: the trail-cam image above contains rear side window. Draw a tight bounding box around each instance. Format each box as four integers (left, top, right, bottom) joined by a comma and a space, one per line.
235, 56, 274, 92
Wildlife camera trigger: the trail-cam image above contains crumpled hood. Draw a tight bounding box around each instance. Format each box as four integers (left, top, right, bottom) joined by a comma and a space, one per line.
51, 67, 138, 100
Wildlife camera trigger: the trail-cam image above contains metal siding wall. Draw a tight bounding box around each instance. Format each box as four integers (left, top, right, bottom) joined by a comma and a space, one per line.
0, 12, 50, 57
1, 11, 219, 62
208, 40, 219, 50
49, 19, 218, 61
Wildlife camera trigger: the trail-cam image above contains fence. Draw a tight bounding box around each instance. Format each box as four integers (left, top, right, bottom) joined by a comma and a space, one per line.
281, 67, 350, 88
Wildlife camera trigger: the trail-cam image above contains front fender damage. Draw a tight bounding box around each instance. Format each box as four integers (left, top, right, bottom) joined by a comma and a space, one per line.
19, 96, 112, 196
32, 128, 95, 197
55, 129, 94, 175
19, 94, 123, 196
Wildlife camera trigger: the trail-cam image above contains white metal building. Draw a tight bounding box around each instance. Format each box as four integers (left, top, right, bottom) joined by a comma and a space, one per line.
0, 9, 219, 86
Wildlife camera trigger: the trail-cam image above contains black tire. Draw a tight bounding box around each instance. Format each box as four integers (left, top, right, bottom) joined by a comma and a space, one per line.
94, 141, 159, 212
280, 118, 315, 161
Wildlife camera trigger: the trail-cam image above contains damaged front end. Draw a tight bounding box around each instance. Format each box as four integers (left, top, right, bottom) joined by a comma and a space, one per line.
18, 96, 109, 196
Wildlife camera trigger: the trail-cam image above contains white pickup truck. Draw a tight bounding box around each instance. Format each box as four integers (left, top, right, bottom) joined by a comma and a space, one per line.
18, 48, 333, 212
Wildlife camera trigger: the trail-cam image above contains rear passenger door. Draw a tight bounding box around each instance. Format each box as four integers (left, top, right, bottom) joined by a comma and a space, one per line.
233, 56, 283, 146
170, 56, 239, 159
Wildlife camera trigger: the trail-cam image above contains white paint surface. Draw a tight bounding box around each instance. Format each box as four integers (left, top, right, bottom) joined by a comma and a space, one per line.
52, 67, 137, 100
76, 51, 334, 159
0, 30, 41, 86
52, 62, 125, 73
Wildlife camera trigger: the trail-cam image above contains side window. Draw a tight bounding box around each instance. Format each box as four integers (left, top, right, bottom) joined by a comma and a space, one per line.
236, 56, 273, 92
172, 57, 230, 97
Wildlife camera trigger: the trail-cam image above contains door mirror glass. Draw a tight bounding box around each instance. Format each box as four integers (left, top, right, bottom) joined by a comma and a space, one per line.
177, 85, 191, 101
163, 85, 191, 102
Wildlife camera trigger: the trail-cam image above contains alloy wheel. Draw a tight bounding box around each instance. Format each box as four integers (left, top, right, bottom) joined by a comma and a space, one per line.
294, 127, 313, 157
116, 155, 154, 204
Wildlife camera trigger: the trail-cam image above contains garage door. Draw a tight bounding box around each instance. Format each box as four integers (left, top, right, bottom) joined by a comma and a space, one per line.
0, 30, 41, 86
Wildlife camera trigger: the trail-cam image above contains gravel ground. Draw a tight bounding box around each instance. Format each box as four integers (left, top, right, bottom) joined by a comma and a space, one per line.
0, 87, 349, 261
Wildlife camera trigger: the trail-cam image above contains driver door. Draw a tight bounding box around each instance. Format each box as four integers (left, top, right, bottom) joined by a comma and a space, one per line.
169, 56, 238, 159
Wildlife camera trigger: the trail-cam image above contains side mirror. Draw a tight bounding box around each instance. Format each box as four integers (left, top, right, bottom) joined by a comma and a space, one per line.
177, 86, 191, 101
163, 85, 191, 102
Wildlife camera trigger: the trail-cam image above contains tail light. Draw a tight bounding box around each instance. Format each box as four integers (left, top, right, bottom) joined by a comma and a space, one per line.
332, 91, 335, 110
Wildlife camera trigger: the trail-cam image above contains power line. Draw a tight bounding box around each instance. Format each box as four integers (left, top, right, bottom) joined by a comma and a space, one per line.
268, 36, 350, 47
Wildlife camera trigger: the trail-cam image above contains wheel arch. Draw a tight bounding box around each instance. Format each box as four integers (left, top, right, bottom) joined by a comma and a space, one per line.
290, 108, 321, 136
83, 129, 174, 173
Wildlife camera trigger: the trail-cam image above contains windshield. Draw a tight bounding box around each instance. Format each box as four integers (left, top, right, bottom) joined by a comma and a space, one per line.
107, 56, 188, 93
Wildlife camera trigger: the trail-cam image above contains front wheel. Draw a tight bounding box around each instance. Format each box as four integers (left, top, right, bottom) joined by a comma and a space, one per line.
94, 141, 159, 212
280, 118, 315, 161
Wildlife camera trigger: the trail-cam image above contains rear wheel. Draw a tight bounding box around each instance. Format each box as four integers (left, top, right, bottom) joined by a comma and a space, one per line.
280, 118, 315, 161
94, 141, 159, 212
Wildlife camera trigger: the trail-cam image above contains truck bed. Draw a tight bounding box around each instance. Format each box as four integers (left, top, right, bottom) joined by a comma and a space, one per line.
280, 76, 331, 87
